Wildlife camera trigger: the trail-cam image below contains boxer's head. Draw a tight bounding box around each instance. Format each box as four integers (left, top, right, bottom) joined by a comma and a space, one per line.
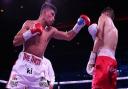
40, 2, 57, 26
101, 7, 115, 20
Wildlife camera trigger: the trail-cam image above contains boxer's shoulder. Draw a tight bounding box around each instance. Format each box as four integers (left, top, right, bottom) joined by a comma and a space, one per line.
45, 26, 58, 33
22, 20, 31, 27
24, 20, 35, 26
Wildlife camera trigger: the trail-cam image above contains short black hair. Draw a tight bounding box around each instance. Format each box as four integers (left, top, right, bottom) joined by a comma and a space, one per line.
101, 7, 115, 20
40, 2, 57, 14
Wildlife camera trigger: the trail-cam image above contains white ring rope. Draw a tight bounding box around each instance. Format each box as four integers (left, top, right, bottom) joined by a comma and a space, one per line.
0, 76, 128, 85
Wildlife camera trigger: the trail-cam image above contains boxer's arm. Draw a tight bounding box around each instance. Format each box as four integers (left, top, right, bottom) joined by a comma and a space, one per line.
92, 17, 105, 53
86, 19, 104, 75
13, 21, 29, 47
86, 32, 100, 75
13, 21, 43, 47
53, 15, 90, 41
52, 28, 76, 41
86, 24, 98, 75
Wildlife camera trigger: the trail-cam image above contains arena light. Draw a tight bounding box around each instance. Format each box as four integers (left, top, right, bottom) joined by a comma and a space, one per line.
0, 9, 4, 13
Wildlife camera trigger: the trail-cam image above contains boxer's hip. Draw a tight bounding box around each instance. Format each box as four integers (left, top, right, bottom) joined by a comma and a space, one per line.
98, 48, 116, 60
12, 52, 45, 79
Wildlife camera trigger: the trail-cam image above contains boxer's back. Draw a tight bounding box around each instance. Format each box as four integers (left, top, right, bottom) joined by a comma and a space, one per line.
100, 16, 118, 51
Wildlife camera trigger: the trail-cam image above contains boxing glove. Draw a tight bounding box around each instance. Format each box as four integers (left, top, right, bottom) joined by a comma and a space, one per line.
88, 23, 97, 41
23, 23, 43, 41
72, 15, 90, 34
86, 52, 96, 75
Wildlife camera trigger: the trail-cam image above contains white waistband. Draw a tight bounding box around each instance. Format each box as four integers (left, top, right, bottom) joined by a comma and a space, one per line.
98, 48, 116, 60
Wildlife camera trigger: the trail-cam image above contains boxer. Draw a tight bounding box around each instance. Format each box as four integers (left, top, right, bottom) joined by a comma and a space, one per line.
7, 2, 90, 89
88, 7, 118, 89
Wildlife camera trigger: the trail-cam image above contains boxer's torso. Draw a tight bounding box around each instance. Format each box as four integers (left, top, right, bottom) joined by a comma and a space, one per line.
98, 15, 118, 52
24, 20, 54, 58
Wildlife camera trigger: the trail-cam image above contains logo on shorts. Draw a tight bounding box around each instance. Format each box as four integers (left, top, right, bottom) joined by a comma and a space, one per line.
23, 53, 41, 65
10, 74, 18, 87
27, 68, 33, 74
39, 77, 49, 87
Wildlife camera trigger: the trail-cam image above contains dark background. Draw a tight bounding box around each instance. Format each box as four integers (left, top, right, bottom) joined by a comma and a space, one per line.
0, 0, 128, 88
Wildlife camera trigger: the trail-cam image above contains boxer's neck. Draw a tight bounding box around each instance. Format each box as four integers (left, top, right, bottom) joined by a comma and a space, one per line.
37, 18, 46, 27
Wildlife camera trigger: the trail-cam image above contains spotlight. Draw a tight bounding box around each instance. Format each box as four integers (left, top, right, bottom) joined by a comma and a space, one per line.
0, 9, 4, 13
76, 42, 80, 45
20, 5, 24, 9
52, 45, 55, 48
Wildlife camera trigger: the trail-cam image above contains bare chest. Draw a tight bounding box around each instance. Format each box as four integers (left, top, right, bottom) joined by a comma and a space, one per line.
26, 30, 52, 46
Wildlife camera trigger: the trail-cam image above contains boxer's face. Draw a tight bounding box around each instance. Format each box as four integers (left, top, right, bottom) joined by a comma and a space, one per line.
44, 9, 55, 26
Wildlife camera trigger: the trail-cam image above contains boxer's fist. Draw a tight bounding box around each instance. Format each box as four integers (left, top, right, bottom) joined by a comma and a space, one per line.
23, 23, 43, 41
72, 15, 90, 34
31, 23, 43, 35
88, 23, 97, 41
80, 15, 90, 26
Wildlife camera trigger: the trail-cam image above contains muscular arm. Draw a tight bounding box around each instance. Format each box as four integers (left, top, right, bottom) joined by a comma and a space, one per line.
53, 15, 90, 41
86, 17, 105, 75
92, 37, 102, 53
92, 17, 105, 53
53, 28, 77, 41
13, 21, 29, 46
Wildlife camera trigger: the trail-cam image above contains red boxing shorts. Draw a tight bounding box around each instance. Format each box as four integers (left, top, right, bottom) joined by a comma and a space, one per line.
92, 48, 117, 89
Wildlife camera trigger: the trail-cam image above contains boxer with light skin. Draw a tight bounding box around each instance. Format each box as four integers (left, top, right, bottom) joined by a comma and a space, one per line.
6, 2, 90, 89
87, 7, 118, 89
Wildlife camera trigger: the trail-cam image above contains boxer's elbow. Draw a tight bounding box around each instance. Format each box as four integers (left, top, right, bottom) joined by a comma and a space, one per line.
66, 37, 73, 41
64, 35, 73, 41
64, 33, 75, 41
66, 34, 75, 41
13, 36, 23, 47
13, 40, 19, 47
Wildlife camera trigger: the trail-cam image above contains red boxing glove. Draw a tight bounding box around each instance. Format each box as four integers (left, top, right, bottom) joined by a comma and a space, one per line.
31, 23, 43, 35
23, 23, 43, 41
72, 14, 91, 34
80, 15, 91, 26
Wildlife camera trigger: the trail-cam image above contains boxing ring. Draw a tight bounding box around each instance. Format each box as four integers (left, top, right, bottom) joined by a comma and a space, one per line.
0, 76, 128, 89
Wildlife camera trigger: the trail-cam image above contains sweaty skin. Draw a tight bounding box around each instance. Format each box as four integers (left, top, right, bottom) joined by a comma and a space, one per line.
13, 9, 77, 58
93, 13, 118, 53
